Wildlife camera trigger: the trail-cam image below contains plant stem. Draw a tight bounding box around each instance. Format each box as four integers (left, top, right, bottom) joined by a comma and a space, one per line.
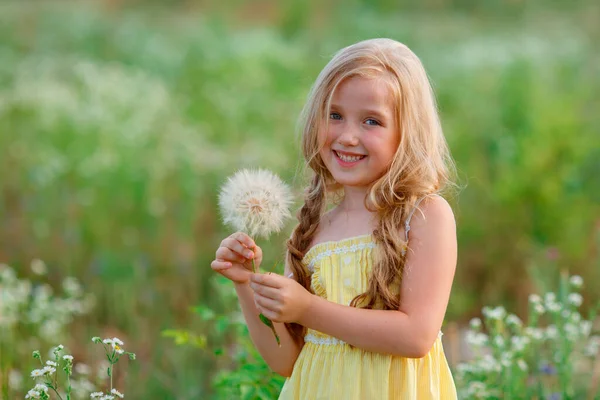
252, 251, 281, 347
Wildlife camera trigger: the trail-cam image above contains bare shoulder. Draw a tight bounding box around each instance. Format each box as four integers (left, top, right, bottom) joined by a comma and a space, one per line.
409, 195, 456, 233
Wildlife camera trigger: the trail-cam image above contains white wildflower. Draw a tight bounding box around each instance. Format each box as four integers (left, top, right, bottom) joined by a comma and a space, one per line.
90, 392, 104, 398
46, 361, 58, 367
525, 327, 544, 340
102, 339, 113, 345
483, 306, 506, 320
218, 169, 293, 238
580, 321, 592, 336
565, 323, 579, 340
494, 335, 505, 348
34, 384, 48, 393
30, 369, 45, 378
111, 388, 124, 398
569, 275, 583, 288
546, 325, 558, 340
75, 363, 91, 375
529, 294, 542, 304
63, 355, 74, 361
26, 390, 41, 399
511, 336, 530, 352
544, 292, 556, 304
30, 259, 47, 275
112, 337, 124, 346
547, 301, 561, 313
469, 318, 482, 329
506, 314, 522, 327
584, 336, 600, 357
568, 293, 583, 307
534, 303, 545, 314
43, 366, 56, 375
101, 396, 115, 400
466, 331, 488, 347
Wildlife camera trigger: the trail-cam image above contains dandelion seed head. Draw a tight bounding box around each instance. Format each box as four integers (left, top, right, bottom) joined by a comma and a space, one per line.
218, 169, 293, 238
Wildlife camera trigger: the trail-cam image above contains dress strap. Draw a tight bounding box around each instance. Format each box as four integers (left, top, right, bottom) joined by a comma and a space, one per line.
404, 196, 431, 242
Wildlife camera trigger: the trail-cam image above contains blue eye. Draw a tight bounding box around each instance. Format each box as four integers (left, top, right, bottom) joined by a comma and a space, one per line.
329, 112, 342, 120
365, 118, 381, 126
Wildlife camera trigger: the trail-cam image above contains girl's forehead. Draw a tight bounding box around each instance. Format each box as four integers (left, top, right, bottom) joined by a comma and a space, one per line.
329, 75, 395, 111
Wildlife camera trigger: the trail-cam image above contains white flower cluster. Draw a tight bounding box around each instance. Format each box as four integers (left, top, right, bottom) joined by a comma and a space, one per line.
90, 388, 124, 399
457, 274, 598, 398
0, 263, 94, 337
25, 384, 49, 399
99, 337, 126, 355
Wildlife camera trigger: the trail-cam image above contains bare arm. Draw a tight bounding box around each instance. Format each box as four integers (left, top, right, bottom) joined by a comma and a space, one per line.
236, 272, 304, 376
299, 196, 457, 357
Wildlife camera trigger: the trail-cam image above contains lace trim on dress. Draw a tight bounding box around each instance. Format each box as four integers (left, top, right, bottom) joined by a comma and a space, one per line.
307, 242, 377, 273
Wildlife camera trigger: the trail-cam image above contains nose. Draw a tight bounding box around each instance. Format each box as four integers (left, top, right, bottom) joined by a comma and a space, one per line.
336, 123, 360, 146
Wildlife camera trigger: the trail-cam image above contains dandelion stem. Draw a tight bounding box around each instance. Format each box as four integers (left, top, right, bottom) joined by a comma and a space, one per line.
252, 248, 281, 347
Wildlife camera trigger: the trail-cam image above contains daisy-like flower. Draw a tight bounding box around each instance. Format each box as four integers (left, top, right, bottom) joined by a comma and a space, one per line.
218, 169, 293, 239
43, 366, 56, 375
90, 392, 104, 398
63, 355, 74, 361
111, 338, 124, 346
30, 369, 45, 378
34, 384, 48, 392
102, 339, 113, 345
101, 396, 115, 400
111, 388, 124, 398
46, 360, 58, 367
25, 389, 41, 399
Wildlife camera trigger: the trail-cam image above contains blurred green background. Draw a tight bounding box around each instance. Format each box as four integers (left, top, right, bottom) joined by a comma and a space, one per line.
1, 0, 599, 398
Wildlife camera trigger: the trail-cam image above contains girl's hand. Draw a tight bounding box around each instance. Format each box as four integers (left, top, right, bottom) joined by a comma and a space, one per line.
250, 273, 313, 324
211, 232, 263, 284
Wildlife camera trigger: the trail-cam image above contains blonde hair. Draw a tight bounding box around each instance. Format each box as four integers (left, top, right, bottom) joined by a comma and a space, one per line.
285, 38, 455, 342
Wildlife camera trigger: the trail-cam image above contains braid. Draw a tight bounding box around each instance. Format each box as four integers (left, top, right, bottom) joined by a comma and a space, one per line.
350, 196, 416, 311
285, 174, 326, 342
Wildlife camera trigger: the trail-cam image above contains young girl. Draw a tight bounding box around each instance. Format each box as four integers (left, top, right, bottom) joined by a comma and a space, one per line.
211, 38, 458, 399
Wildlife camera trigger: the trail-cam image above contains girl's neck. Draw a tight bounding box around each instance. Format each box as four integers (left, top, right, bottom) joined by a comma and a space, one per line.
338, 185, 369, 213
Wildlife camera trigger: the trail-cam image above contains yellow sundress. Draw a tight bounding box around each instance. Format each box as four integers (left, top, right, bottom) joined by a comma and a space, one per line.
278, 234, 457, 400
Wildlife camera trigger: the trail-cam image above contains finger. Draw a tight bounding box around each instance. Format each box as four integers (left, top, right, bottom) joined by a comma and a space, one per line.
211, 260, 232, 271
215, 247, 248, 264
250, 282, 279, 300
255, 293, 280, 313
229, 232, 256, 249
254, 245, 263, 261
250, 273, 283, 288
221, 238, 255, 260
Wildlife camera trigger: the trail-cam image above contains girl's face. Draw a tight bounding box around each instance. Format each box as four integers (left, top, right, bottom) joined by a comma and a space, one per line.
319, 75, 399, 189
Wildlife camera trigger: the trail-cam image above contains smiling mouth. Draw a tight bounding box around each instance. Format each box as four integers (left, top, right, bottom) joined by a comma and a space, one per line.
333, 150, 367, 163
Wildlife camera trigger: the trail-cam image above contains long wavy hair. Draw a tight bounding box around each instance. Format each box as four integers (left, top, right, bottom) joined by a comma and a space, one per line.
285, 38, 455, 342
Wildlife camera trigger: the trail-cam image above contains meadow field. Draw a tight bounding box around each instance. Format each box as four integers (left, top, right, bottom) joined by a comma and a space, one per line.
1, 1, 599, 398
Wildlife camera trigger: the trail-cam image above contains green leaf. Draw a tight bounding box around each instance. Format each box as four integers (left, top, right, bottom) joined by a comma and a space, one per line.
241, 384, 257, 400
256, 386, 273, 399
191, 305, 216, 321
